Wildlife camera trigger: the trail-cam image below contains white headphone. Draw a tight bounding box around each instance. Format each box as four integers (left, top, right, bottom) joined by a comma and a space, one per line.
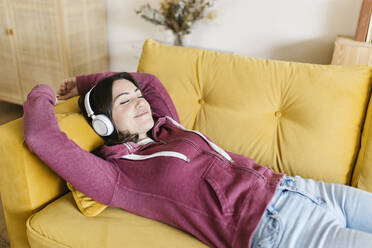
84, 87, 114, 136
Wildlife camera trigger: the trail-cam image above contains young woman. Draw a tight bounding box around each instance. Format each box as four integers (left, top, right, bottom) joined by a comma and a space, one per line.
23, 72, 372, 248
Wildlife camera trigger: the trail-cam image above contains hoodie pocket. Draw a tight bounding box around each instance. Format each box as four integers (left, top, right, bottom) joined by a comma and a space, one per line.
203, 173, 233, 214
202, 162, 261, 215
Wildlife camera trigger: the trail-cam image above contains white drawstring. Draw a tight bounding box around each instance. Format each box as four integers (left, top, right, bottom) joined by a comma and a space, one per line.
121, 151, 190, 163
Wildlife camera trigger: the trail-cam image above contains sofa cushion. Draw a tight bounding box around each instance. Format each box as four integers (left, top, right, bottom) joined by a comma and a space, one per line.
353, 97, 372, 193
138, 39, 372, 184
67, 181, 108, 217
27, 192, 207, 248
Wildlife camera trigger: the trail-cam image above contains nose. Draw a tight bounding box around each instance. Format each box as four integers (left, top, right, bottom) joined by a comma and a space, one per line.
134, 97, 145, 109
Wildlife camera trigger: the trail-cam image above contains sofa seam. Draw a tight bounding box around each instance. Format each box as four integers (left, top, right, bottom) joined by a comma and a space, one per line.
26, 214, 72, 248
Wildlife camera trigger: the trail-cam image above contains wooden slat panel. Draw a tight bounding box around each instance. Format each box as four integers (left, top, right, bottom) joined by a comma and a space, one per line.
9, 0, 64, 100
62, 0, 108, 76
87, 0, 109, 74
0, 0, 108, 104
0, 0, 22, 104
62, 0, 89, 75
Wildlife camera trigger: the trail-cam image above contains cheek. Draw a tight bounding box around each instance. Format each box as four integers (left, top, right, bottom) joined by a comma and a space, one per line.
144, 101, 152, 112
112, 107, 131, 131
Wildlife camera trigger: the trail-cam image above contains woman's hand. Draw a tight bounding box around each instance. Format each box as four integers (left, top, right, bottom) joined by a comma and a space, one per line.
57, 77, 79, 100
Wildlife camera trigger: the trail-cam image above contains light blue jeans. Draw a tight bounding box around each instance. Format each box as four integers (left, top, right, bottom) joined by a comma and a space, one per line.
251, 176, 372, 248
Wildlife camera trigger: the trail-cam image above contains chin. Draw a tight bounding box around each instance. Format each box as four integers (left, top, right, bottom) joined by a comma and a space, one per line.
140, 118, 154, 133
146, 119, 155, 130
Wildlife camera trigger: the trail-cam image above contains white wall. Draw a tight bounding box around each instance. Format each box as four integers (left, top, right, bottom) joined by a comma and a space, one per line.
105, 0, 363, 72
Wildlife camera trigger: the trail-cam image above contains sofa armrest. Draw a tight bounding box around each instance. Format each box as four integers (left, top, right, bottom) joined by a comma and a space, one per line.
0, 97, 102, 248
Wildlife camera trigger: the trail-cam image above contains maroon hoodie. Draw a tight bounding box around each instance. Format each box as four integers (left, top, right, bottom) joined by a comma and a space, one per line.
23, 72, 284, 247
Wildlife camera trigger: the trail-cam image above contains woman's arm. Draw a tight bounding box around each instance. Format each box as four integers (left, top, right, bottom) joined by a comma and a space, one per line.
23, 84, 118, 205
131, 73, 180, 122
76, 72, 117, 95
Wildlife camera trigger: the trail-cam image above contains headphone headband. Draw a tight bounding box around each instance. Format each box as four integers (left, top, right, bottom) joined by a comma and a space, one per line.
84, 88, 95, 118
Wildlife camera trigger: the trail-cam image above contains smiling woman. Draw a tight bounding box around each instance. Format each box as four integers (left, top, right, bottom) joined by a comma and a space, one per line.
22, 69, 372, 248
76, 72, 154, 145
111, 78, 154, 142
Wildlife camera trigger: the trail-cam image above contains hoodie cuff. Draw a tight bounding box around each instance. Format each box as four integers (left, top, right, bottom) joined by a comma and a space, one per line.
26, 84, 57, 105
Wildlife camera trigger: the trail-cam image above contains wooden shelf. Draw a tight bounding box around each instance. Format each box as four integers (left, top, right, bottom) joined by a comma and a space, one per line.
331, 35, 372, 66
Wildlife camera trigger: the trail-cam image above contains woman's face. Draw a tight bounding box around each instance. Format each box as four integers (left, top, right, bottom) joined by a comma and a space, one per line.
111, 79, 154, 141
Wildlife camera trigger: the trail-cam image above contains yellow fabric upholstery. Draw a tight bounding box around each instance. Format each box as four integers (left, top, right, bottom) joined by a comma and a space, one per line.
27, 192, 207, 248
0, 98, 104, 247
0, 117, 66, 248
138, 39, 372, 185
67, 182, 107, 217
1, 38, 372, 247
353, 99, 372, 192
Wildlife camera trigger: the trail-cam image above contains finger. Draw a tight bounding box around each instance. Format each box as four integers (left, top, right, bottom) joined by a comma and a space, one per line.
64, 81, 70, 89
57, 87, 64, 95
57, 94, 67, 100
65, 91, 76, 98
58, 85, 65, 92
58, 87, 65, 95
57, 90, 76, 100
65, 82, 73, 90
63, 82, 69, 91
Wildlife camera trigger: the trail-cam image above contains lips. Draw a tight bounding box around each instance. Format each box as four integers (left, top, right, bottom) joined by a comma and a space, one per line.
134, 111, 148, 118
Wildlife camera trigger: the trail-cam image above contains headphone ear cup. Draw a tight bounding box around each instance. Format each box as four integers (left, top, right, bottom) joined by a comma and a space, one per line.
92, 114, 114, 136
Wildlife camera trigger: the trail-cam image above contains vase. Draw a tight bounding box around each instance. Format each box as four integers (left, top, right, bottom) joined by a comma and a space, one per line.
174, 33, 184, 46
173, 32, 190, 46
157, 27, 189, 47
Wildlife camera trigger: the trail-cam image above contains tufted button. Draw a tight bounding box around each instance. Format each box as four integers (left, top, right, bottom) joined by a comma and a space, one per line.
198, 99, 205, 105
274, 111, 282, 118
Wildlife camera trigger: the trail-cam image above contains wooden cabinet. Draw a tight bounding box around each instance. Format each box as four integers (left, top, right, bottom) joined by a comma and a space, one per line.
0, 0, 109, 104
331, 35, 372, 66
0, 0, 22, 104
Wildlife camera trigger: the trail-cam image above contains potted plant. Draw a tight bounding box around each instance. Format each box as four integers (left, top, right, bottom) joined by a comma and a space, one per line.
136, 0, 216, 46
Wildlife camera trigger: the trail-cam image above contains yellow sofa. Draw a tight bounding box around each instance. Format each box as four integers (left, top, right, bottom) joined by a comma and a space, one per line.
1, 39, 372, 247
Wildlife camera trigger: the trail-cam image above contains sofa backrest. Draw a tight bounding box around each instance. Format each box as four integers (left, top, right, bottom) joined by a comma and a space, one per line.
138, 39, 372, 185
353, 94, 372, 192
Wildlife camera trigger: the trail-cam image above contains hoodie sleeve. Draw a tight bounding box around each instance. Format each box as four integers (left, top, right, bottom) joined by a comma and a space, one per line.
23, 84, 118, 205
76, 72, 117, 95
131, 73, 180, 123
76, 72, 180, 123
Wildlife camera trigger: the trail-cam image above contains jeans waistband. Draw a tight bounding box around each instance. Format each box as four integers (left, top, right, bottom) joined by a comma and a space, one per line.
271, 175, 325, 207
267, 176, 295, 209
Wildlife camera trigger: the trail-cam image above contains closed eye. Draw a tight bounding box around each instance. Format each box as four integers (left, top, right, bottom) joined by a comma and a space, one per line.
120, 96, 144, 105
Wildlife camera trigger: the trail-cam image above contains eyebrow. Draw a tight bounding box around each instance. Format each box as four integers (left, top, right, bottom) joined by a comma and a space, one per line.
113, 88, 140, 102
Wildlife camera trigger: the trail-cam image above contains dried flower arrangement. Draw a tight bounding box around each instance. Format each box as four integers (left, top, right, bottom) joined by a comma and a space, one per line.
136, 0, 216, 46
